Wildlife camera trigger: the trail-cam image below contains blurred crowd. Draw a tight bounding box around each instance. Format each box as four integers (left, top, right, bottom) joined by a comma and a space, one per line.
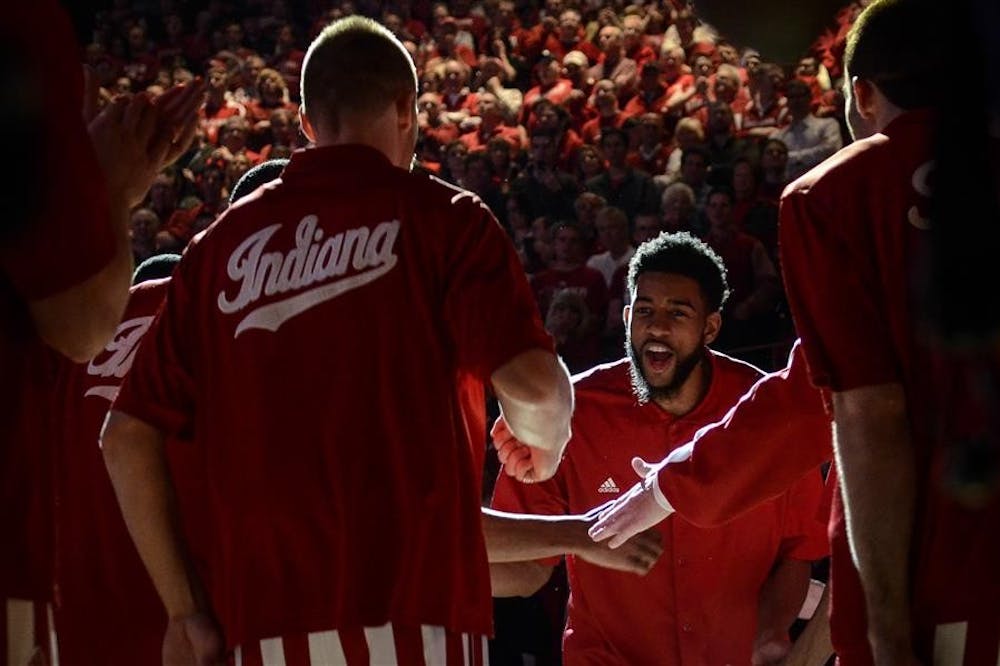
83, 0, 866, 373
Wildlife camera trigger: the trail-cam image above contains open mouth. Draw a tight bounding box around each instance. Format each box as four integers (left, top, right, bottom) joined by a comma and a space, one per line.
643, 342, 675, 372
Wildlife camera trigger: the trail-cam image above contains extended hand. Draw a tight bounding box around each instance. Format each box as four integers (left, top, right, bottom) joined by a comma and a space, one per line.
575, 508, 663, 575
588, 457, 673, 548
491, 416, 561, 483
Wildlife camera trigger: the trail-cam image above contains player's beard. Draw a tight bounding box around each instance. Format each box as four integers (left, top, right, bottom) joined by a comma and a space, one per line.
626, 338, 706, 405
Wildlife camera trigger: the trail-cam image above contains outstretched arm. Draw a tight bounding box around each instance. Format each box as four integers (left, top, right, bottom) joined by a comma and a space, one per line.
483, 507, 662, 596
590, 342, 832, 546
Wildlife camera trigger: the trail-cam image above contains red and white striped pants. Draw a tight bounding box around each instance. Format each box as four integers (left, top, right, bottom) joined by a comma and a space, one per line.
1, 599, 56, 666
234, 623, 488, 666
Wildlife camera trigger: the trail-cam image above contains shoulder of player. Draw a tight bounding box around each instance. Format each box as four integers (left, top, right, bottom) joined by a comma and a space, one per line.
781, 133, 887, 200
709, 349, 765, 389
571, 358, 633, 397
120, 277, 171, 320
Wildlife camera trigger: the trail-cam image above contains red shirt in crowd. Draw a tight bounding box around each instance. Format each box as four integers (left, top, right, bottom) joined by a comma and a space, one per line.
494, 353, 829, 664
781, 109, 1000, 664
113, 145, 552, 652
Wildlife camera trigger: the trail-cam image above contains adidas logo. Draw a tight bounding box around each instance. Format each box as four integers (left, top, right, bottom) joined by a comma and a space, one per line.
598, 477, 620, 494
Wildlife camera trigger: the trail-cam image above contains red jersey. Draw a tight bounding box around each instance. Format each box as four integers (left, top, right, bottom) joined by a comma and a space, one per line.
52, 278, 209, 665
1, 0, 115, 604
113, 144, 552, 651
493, 353, 829, 664
781, 109, 1000, 663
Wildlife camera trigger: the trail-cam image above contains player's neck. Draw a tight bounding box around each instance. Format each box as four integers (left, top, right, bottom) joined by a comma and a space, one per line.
653, 354, 712, 417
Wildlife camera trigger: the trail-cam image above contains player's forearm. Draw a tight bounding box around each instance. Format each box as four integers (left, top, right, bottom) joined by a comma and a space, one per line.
482, 508, 591, 562
756, 558, 812, 641
101, 410, 204, 619
29, 209, 131, 362
832, 384, 916, 653
489, 562, 553, 597
782, 585, 833, 666
492, 349, 573, 454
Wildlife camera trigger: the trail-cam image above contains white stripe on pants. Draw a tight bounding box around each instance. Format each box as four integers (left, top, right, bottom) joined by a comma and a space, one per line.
234, 622, 487, 666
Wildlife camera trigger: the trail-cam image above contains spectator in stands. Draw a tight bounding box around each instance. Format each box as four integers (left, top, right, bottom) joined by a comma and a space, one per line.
462, 91, 527, 152
794, 54, 831, 106
129, 207, 160, 264
702, 186, 782, 354
660, 181, 700, 235
257, 108, 301, 160
246, 68, 297, 128
633, 212, 664, 246
577, 144, 607, 183
544, 289, 601, 373
587, 206, 635, 287
711, 63, 750, 120
531, 221, 609, 340
581, 79, 626, 145
530, 99, 583, 173
510, 130, 580, 221
471, 51, 523, 120
589, 25, 639, 103
740, 48, 762, 80
660, 115, 704, 185
730, 157, 779, 265
586, 127, 659, 222
759, 138, 790, 203
439, 139, 470, 186
663, 4, 719, 50
772, 79, 843, 182
439, 59, 479, 124
658, 43, 694, 98
741, 62, 789, 138
217, 115, 261, 165
622, 13, 656, 68
677, 144, 713, 210
561, 50, 594, 130
487, 136, 519, 189
418, 92, 461, 165
522, 52, 575, 123
704, 101, 758, 186
232, 55, 266, 104
201, 64, 246, 145
539, 9, 601, 65
464, 152, 506, 221
123, 22, 159, 88
666, 54, 711, 119
628, 112, 671, 176
623, 61, 671, 118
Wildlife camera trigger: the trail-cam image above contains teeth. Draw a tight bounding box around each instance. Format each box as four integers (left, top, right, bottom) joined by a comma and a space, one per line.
646, 343, 670, 353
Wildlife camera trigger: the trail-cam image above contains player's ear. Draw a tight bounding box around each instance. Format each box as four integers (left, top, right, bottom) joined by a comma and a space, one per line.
851, 77, 878, 121
622, 304, 632, 326
703, 311, 721, 344
396, 91, 416, 133
299, 106, 317, 143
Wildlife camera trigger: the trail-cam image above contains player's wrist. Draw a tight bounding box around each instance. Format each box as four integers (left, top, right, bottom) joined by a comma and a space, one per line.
644, 468, 674, 514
